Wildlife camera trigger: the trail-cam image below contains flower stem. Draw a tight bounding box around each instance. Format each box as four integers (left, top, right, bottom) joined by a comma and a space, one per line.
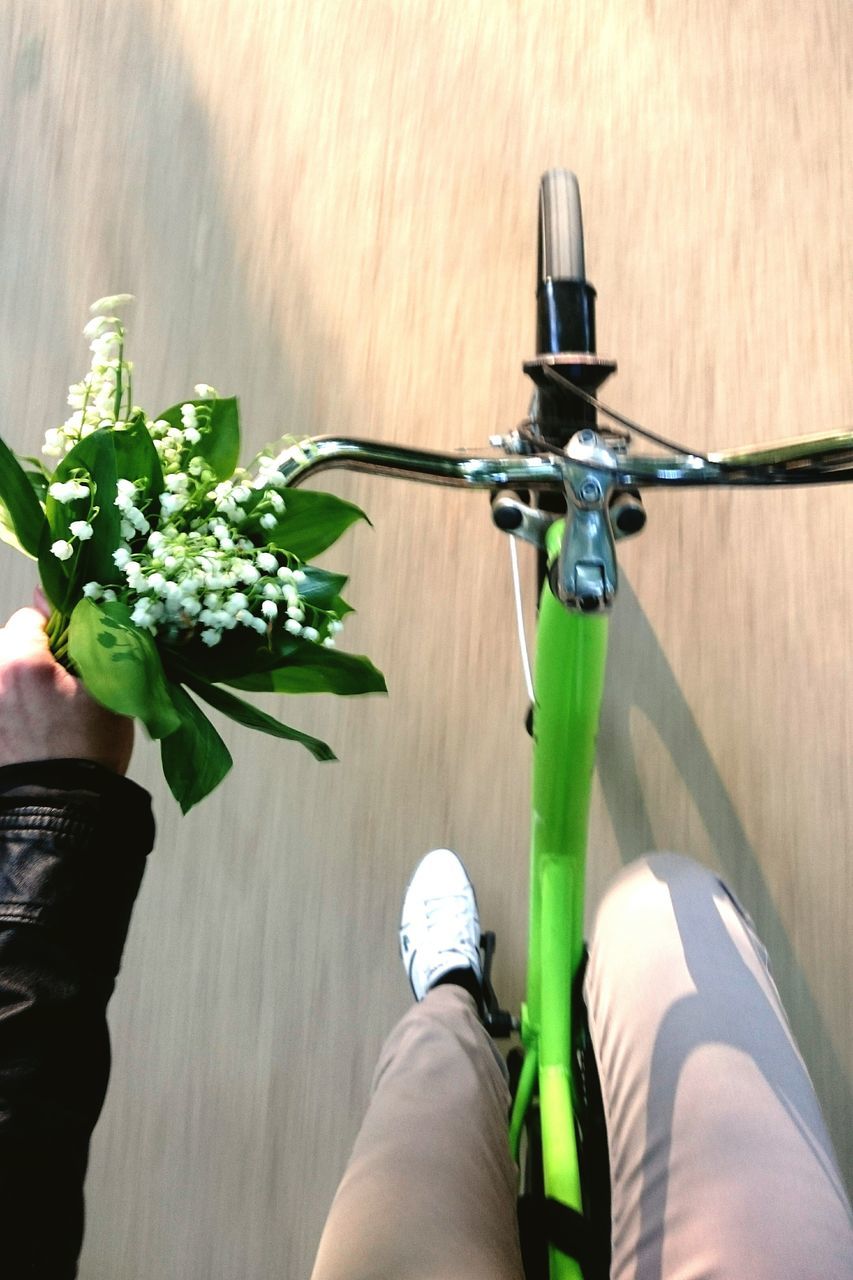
45, 607, 70, 664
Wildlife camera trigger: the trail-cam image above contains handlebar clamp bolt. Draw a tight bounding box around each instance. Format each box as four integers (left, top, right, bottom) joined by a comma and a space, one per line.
578, 477, 603, 504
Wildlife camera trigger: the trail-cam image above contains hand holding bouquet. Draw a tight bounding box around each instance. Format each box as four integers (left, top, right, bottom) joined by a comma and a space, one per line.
0, 297, 384, 811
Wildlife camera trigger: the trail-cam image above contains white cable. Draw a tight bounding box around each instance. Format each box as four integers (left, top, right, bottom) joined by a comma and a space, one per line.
509, 535, 535, 703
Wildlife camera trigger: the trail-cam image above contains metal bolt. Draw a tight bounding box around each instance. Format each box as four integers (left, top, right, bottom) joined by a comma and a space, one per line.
578, 476, 602, 503
489, 434, 504, 448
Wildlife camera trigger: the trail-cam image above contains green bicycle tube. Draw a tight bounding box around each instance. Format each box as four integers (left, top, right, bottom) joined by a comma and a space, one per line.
522, 519, 609, 1280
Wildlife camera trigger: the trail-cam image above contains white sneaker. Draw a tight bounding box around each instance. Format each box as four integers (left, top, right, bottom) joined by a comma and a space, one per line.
399, 849, 483, 1001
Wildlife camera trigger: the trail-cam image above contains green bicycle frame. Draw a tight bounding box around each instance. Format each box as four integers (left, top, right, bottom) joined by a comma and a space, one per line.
509, 520, 610, 1280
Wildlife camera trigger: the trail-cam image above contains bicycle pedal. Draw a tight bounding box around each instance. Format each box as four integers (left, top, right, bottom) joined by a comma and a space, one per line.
480, 930, 519, 1039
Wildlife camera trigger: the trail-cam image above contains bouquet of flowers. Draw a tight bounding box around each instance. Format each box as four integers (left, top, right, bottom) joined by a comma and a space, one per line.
0, 296, 385, 811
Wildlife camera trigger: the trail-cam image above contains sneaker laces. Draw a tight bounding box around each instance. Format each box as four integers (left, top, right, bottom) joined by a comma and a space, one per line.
421, 892, 480, 966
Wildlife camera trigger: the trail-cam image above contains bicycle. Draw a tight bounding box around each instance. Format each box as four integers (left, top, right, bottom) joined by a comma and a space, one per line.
274, 170, 853, 1280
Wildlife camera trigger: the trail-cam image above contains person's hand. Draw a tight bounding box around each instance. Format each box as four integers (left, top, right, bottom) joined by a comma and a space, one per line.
0, 599, 134, 775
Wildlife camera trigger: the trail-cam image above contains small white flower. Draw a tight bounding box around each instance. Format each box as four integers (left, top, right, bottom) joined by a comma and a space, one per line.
124, 560, 143, 580
268, 490, 285, 512
82, 582, 103, 599
231, 485, 251, 504
322, 636, 336, 648
146, 572, 166, 594
250, 616, 267, 634
147, 531, 165, 549
181, 597, 202, 617
235, 609, 253, 627
160, 493, 187, 516
260, 513, 277, 530
292, 569, 306, 584
184, 426, 201, 445
83, 315, 112, 339
112, 547, 131, 569
262, 582, 280, 600
101, 588, 117, 603
225, 592, 249, 615
329, 619, 344, 634
286, 605, 304, 622
302, 626, 319, 643
50, 539, 74, 561
127, 507, 150, 533
201, 628, 222, 647
194, 384, 217, 398
69, 519, 94, 540
131, 602, 152, 627
164, 473, 189, 492
261, 599, 277, 619
89, 293, 134, 313
256, 551, 278, 573
285, 619, 302, 635
49, 479, 90, 504
120, 518, 136, 540
237, 562, 260, 584
277, 566, 294, 583
43, 429, 64, 457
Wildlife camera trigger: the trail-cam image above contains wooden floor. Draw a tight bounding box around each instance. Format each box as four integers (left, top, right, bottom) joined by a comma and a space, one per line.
0, 2, 849, 1274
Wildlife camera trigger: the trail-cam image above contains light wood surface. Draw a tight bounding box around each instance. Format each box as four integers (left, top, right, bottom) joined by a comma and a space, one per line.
0, 2, 849, 1275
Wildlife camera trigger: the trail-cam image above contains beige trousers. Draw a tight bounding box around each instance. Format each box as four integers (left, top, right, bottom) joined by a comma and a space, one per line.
310, 856, 853, 1280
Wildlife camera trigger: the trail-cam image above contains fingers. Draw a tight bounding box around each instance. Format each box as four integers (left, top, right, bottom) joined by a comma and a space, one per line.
0, 607, 51, 656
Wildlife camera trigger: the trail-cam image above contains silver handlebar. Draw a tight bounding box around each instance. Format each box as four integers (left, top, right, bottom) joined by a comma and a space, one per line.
273, 428, 853, 491
273, 427, 853, 614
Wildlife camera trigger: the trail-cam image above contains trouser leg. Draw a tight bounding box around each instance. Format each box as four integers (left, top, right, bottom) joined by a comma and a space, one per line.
310, 984, 524, 1280
584, 853, 853, 1280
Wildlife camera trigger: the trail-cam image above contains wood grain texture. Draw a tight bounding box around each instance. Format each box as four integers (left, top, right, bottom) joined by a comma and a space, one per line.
0, 2, 849, 1275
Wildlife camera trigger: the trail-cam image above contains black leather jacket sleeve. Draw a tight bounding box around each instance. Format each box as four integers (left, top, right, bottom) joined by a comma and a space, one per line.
0, 759, 155, 1278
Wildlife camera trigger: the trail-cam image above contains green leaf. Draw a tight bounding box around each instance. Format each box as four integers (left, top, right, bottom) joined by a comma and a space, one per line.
328, 594, 355, 619
67, 598, 180, 739
0, 436, 48, 557
255, 489, 368, 560
163, 630, 301, 685
20, 461, 50, 504
113, 410, 164, 500
160, 683, 233, 813
228, 642, 386, 696
298, 566, 348, 608
37, 522, 71, 612
182, 674, 336, 762
48, 429, 123, 589
156, 397, 240, 481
